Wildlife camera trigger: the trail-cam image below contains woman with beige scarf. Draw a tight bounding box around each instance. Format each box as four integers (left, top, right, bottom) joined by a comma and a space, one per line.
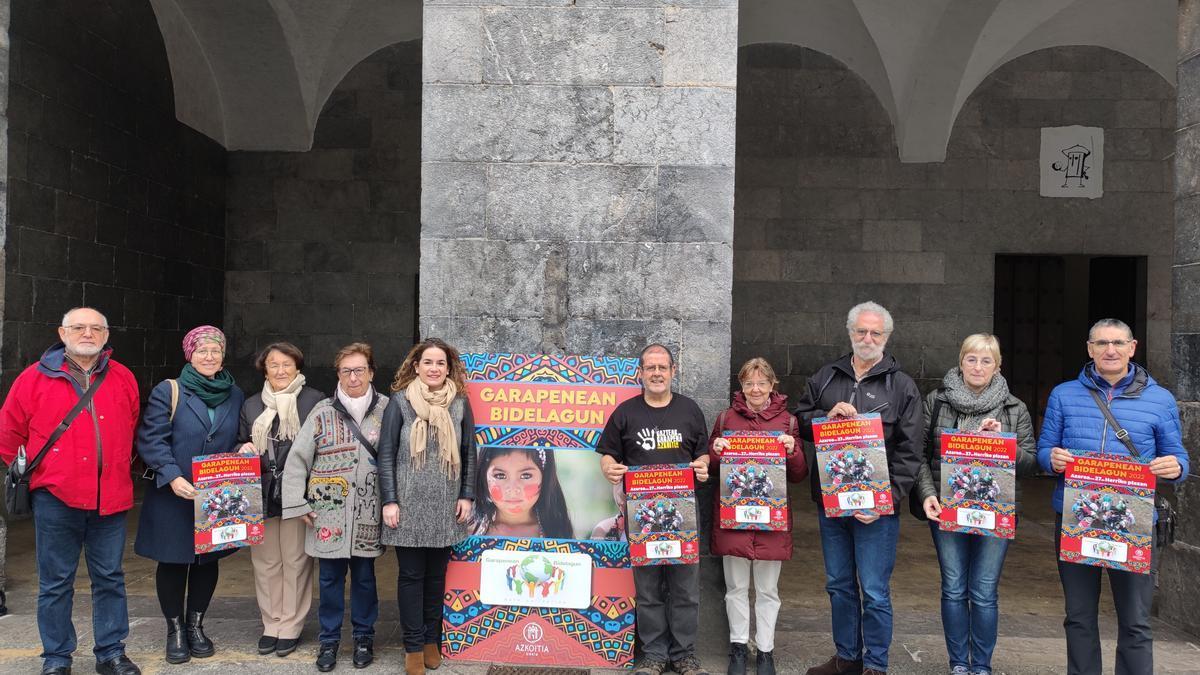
237, 342, 324, 658
378, 338, 477, 675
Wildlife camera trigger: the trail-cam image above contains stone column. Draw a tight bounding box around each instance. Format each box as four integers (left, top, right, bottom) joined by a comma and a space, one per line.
0, 0, 11, 613
1162, 0, 1200, 634
419, 0, 737, 422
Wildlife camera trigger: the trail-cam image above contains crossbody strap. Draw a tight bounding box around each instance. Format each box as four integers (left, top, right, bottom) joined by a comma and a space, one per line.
1086, 388, 1142, 460
332, 394, 381, 458
25, 368, 109, 476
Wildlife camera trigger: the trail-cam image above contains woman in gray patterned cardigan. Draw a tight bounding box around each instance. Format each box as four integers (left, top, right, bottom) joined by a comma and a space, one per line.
282, 343, 387, 672
378, 338, 477, 675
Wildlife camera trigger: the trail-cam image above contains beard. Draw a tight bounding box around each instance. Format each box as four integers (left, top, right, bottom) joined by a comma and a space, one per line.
67, 343, 103, 358
852, 342, 884, 363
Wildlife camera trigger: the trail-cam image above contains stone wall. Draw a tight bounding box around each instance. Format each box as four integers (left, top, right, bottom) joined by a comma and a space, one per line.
2, 0, 226, 395
223, 42, 422, 394
733, 44, 1175, 400
1162, 0, 1200, 635
420, 0, 737, 422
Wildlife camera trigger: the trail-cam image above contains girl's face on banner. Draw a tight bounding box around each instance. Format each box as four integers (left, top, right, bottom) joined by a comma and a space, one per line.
486, 452, 543, 519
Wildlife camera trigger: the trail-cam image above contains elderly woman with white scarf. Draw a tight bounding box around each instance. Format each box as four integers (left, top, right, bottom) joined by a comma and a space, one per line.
237, 342, 324, 658
282, 343, 387, 672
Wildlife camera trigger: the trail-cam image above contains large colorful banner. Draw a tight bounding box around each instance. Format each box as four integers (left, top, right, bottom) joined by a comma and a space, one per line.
719, 432, 788, 531
624, 464, 699, 565
1059, 451, 1155, 574
444, 354, 641, 668
938, 431, 1018, 539
812, 414, 894, 517
192, 453, 264, 554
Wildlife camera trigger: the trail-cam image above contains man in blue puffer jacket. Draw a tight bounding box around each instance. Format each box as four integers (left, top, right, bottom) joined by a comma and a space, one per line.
1038, 318, 1188, 675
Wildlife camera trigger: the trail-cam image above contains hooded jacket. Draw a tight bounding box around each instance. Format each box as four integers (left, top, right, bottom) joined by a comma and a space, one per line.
708, 391, 808, 560
1037, 362, 1189, 514
0, 343, 140, 515
792, 352, 924, 506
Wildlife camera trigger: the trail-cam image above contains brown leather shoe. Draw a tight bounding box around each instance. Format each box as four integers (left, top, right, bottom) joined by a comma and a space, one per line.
805, 655, 863, 675
405, 651, 426, 675
423, 643, 443, 670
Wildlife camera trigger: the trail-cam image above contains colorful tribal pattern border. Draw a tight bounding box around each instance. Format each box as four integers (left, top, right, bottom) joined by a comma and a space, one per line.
463, 353, 640, 385
1063, 480, 1155, 499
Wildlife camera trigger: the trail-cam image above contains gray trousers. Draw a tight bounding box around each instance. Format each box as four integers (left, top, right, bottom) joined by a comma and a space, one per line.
633, 563, 700, 663
1055, 514, 1156, 675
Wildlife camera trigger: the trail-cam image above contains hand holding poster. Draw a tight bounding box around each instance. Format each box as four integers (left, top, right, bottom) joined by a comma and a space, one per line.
1059, 451, 1155, 574
938, 430, 1017, 538
193, 453, 264, 554
719, 432, 788, 530
624, 464, 699, 565
812, 414, 893, 517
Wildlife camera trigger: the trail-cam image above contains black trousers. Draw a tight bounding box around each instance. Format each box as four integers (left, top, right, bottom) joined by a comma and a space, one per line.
155, 561, 220, 619
395, 546, 452, 653
1054, 514, 1156, 675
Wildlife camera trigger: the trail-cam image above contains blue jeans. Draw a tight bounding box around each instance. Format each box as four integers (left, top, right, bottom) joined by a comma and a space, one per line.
318, 556, 379, 644
929, 522, 1010, 675
817, 511, 899, 672
32, 489, 130, 668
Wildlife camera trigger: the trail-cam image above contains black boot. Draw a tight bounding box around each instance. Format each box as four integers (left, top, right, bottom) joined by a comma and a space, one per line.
165, 617, 190, 664
756, 650, 775, 675
316, 643, 339, 672
727, 643, 748, 675
185, 610, 215, 658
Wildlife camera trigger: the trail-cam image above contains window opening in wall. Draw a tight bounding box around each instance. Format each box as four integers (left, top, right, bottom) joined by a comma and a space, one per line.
993, 255, 1147, 429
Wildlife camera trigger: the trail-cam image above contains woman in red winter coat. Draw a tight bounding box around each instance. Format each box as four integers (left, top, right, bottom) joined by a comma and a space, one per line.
709, 358, 808, 675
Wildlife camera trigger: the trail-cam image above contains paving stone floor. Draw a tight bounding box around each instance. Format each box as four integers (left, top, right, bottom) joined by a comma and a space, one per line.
2, 479, 1199, 674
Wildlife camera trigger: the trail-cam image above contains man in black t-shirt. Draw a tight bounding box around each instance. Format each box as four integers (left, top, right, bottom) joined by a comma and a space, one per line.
597, 344, 710, 675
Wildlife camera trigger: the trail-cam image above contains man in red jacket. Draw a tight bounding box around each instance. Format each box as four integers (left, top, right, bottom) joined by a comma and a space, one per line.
0, 307, 142, 675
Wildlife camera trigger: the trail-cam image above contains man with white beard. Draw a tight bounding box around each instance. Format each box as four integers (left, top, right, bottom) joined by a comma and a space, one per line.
792, 302, 923, 675
0, 307, 142, 675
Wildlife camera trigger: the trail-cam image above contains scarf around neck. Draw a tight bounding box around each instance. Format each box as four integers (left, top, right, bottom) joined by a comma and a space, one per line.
252, 373, 306, 453
337, 384, 374, 424
178, 363, 236, 409
941, 367, 1010, 431
404, 378, 460, 479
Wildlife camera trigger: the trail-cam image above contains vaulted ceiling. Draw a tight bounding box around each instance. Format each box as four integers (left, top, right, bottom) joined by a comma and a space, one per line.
151, 0, 1174, 160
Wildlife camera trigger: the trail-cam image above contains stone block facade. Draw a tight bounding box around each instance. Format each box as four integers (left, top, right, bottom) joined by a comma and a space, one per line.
223, 42, 422, 394
421, 0, 737, 421
733, 44, 1175, 398
1, 0, 226, 395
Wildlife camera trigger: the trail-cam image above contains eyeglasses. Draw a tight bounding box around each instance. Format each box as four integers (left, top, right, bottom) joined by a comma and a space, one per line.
962, 356, 996, 367
193, 349, 223, 359
741, 380, 772, 389
338, 367, 369, 378
851, 328, 888, 340
64, 324, 108, 335
265, 363, 296, 371
1088, 339, 1133, 349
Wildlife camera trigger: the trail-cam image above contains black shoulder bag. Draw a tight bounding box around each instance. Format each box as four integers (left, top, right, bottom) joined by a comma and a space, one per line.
332, 394, 380, 458
5, 369, 108, 519
1086, 389, 1177, 546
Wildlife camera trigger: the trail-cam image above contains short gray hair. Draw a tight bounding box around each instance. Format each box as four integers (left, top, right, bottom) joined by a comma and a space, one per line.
846, 301, 894, 333
1089, 318, 1133, 341
61, 307, 109, 328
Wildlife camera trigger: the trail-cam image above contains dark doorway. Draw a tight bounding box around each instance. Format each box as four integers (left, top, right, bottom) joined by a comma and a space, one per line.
993, 255, 1147, 427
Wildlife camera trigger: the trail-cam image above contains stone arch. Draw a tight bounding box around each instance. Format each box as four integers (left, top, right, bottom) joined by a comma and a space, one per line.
149, 0, 421, 151
222, 38, 424, 392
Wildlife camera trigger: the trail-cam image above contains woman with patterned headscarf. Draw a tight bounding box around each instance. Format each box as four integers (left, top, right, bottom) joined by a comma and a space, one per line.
135, 325, 245, 665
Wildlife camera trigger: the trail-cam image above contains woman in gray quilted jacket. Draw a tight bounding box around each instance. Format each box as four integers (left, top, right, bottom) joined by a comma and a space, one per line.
916, 333, 1038, 675
378, 338, 476, 675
